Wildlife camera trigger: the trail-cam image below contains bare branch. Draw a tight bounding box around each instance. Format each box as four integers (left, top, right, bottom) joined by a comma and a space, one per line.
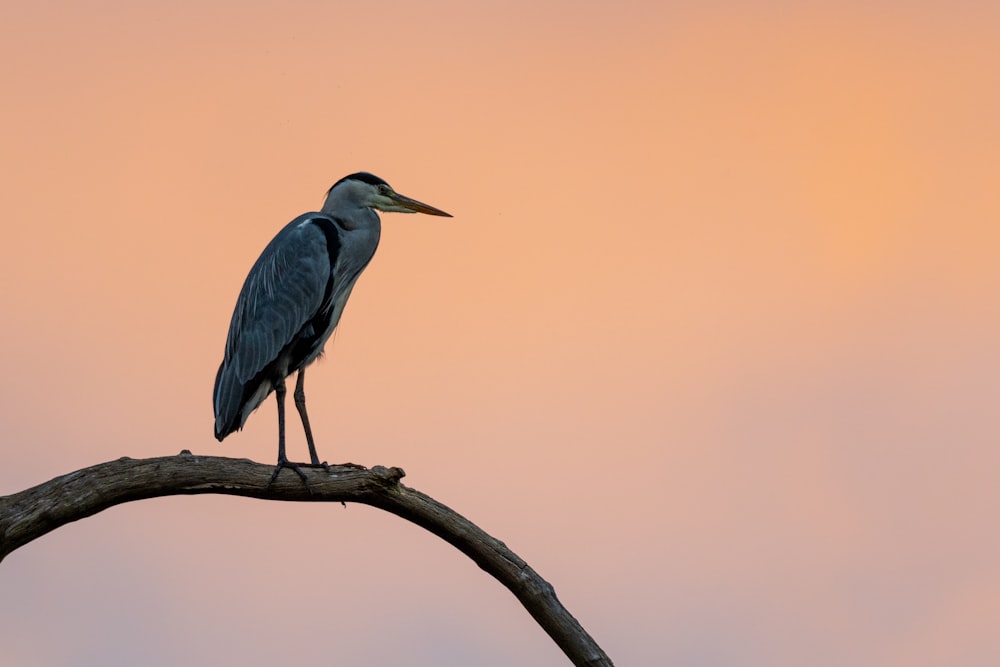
0, 451, 613, 667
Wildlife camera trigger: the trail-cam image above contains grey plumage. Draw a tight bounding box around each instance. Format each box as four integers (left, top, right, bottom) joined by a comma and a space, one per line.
213, 173, 451, 474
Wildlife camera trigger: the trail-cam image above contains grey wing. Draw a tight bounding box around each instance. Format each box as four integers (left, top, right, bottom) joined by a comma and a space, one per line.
214, 216, 333, 438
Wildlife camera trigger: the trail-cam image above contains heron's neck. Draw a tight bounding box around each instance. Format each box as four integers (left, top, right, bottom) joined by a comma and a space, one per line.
336, 215, 381, 274
321, 197, 381, 233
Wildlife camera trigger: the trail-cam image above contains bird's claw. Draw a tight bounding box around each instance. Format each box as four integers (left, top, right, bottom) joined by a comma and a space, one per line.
268, 459, 343, 487
268, 459, 311, 487
310, 460, 332, 473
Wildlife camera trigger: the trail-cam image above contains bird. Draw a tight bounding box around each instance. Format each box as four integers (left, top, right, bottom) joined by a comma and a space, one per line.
213, 172, 452, 481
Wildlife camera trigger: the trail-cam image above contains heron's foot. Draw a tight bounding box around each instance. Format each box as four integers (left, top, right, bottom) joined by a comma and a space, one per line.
307, 457, 332, 473
307, 458, 367, 473
268, 458, 311, 487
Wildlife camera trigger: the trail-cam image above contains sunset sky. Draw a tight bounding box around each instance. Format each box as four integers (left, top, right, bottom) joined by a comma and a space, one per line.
1, 1, 998, 665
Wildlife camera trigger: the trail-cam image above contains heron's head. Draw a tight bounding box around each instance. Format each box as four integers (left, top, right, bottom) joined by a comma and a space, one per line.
323, 172, 452, 218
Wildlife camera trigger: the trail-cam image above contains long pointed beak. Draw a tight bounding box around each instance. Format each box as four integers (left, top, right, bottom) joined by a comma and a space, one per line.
390, 191, 453, 217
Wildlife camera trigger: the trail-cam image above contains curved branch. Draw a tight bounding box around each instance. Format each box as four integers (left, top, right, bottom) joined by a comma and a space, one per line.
0, 452, 613, 667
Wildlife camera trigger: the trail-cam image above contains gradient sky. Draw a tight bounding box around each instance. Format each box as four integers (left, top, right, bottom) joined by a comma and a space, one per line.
1, 1, 999, 665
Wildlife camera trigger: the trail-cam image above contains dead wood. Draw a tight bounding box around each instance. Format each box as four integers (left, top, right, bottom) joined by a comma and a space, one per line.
0, 452, 612, 667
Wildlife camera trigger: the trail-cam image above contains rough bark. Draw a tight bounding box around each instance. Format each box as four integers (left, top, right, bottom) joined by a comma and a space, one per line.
0, 452, 613, 667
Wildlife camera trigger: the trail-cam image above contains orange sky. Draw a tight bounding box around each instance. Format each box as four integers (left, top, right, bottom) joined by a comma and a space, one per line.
1, 2, 999, 665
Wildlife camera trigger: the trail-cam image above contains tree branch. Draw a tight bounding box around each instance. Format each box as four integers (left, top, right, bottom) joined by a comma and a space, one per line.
0, 451, 613, 667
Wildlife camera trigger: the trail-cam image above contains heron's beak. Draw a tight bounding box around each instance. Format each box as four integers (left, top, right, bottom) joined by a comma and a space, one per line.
390, 191, 453, 217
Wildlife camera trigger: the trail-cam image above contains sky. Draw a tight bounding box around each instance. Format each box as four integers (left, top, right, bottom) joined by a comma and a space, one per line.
1, 1, 999, 665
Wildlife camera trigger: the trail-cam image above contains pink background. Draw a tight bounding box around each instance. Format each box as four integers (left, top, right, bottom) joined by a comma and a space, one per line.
1, 1, 998, 665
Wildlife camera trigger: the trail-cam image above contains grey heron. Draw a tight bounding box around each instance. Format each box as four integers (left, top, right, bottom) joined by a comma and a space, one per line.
213, 172, 452, 481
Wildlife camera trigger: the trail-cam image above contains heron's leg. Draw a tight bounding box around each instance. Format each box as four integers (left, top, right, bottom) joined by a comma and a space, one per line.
269, 378, 309, 486
294, 369, 325, 467
275, 378, 288, 463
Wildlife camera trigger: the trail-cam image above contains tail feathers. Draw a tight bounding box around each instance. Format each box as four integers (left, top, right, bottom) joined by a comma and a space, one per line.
214, 361, 273, 441
213, 362, 243, 441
